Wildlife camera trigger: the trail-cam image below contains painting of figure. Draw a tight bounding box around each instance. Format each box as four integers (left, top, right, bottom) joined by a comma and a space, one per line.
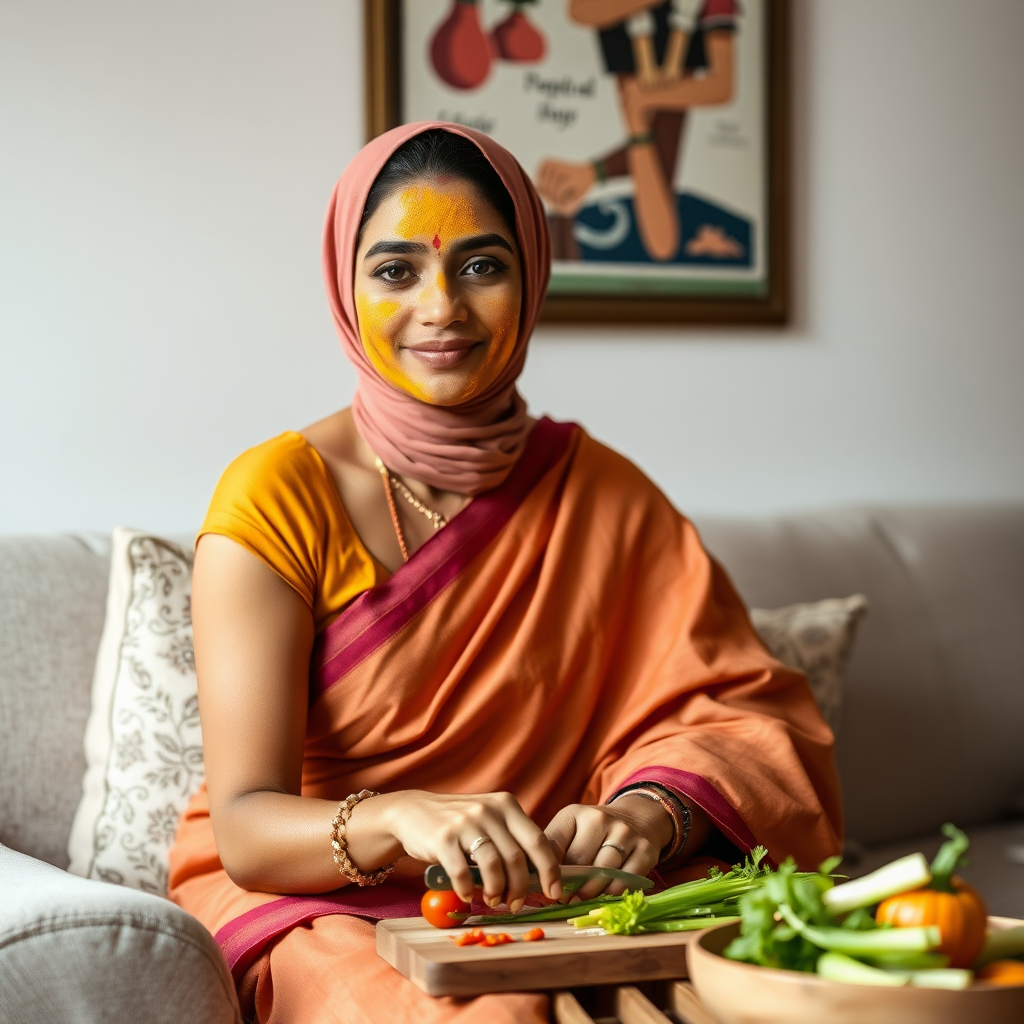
369, 0, 786, 321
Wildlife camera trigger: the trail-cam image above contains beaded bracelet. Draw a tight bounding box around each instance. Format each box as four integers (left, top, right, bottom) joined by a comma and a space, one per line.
608, 782, 692, 868
330, 789, 397, 887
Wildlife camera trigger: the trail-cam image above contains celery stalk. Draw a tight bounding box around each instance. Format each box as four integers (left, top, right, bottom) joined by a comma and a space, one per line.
817, 952, 908, 987
974, 925, 1024, 968
778, 904, 941, 956
821, 853, 931, 916
865, 951, 950, 970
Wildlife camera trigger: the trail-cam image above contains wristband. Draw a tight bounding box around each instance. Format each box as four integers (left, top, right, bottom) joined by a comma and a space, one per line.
627, 132, 655, 147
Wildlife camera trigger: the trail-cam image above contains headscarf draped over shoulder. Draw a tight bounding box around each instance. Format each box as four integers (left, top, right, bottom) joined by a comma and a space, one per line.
322, 122, 551, 495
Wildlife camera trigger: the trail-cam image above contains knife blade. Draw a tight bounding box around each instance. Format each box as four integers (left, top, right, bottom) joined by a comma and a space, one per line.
424, 863, 653, 894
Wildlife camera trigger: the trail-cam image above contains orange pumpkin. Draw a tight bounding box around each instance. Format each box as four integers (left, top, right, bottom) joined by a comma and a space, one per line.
876, 876, 988, 967
874, 824, 988, 969
977, 960, 1024, 986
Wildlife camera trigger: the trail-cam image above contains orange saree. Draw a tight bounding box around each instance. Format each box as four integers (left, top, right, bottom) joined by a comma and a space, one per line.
168, 418, 842, 1022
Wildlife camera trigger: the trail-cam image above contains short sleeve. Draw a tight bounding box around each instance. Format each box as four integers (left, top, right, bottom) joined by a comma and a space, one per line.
198, 433, 330, 609
701, 0, 739, 31
198, 433, 381, 631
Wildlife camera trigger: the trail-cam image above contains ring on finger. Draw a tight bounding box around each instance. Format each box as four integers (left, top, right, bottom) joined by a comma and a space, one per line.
599, 841, 627, 860
467, 835, 493, 862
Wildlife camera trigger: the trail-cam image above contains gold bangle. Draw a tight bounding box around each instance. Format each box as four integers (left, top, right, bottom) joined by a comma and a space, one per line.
608, 783, 691, 867
330, 789, 397, 887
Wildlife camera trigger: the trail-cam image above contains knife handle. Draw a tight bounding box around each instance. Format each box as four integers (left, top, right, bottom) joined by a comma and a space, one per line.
425, 864, 485, 891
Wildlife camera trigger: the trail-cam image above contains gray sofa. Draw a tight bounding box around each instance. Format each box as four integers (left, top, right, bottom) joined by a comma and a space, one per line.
2, 505, 1022, 1022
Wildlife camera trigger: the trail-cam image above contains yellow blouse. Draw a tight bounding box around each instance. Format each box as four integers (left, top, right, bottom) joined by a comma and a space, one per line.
198, 432, 386, 633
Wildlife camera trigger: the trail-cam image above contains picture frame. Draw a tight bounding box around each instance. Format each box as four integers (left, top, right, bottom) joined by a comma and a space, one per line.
364, 0, 788, 324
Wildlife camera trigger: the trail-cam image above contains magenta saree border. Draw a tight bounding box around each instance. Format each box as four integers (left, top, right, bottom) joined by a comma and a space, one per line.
617, 766, 760, 855
215, 888, 423, 980
309, 416, 576, 701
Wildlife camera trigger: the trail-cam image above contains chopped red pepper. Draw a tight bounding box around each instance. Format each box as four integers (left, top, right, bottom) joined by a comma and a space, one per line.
522, 928, 545, 942
453, 928, 485, 947
480, 932, 514, 946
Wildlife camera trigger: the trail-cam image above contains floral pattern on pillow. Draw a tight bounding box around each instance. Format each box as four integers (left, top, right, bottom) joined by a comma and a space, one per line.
80, 534, 202, 893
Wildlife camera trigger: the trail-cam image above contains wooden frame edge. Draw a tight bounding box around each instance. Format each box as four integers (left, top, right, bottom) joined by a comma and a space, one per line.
364, 0, 401, 142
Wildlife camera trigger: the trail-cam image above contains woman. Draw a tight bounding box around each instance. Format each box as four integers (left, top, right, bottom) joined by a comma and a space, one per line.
168, 122, 841, 1024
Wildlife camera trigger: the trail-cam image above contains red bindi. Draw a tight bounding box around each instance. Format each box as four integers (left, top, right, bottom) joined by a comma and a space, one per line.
432, 234, 441, 250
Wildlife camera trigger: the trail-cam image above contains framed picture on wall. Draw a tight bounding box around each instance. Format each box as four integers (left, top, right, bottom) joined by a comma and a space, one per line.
365, 0, 788, 324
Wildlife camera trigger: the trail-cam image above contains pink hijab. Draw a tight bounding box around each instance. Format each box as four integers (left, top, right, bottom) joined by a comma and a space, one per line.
322, 122, 551, 495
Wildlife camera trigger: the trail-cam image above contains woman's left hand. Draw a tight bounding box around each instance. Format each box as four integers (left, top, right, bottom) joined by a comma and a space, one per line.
544, 794, 674, 900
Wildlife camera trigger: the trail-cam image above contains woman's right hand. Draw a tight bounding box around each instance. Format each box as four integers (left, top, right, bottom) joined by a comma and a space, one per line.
366, 790, 563, 911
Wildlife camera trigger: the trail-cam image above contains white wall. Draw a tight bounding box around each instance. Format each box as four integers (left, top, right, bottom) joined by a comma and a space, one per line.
2, 0, 1022, 536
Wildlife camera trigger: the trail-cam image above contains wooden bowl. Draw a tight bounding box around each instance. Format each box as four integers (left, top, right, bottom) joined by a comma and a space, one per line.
687, 920, 1024, 1024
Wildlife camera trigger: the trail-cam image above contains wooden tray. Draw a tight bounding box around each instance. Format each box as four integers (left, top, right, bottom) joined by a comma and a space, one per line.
376, 917, 695, 997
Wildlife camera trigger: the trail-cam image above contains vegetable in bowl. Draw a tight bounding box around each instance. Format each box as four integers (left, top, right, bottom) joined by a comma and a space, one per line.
724, 823, 1024, 988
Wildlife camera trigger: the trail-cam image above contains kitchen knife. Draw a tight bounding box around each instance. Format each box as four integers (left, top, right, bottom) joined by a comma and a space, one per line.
424, 863, 653, 894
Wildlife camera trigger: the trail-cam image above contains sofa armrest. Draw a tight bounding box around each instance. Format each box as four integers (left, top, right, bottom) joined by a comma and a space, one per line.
0, 844, 240, 1024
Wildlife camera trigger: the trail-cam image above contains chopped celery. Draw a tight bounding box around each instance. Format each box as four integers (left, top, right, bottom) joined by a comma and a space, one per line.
778, 904, 941, 956
817, 952, 908, 987
821, 853, 931, 916
865, 951, 950, 970
975, 926, 1024, 968
907, 969, 973, 990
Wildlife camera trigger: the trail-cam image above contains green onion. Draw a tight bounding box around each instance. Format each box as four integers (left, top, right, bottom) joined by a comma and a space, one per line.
477, 894, 623, 924
579, 847, 799, 936
817, 952, 909, 987
821, 853, 931, 916
638, 916, 740, 932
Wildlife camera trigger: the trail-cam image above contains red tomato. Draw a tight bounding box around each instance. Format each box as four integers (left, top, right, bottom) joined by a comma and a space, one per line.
421, 890, 471, 930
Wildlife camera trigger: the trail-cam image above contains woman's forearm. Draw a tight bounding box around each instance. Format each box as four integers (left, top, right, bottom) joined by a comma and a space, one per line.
213, 789, 406, 894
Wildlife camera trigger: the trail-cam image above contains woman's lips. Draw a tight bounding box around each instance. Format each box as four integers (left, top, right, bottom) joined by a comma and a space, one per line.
404, 339, 480, 369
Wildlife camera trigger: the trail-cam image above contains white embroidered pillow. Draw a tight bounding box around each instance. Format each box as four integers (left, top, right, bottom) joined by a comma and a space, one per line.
67, 528, 202, 893
751, 594, 869, 733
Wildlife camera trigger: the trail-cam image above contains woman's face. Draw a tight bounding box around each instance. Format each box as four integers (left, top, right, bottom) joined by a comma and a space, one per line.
353, 176, 523, 406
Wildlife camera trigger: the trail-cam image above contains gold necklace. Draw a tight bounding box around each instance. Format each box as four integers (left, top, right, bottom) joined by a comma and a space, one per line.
374, 458, 448, 531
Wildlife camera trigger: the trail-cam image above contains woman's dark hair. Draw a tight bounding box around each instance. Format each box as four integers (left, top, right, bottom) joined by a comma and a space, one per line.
359, 129, 517, 242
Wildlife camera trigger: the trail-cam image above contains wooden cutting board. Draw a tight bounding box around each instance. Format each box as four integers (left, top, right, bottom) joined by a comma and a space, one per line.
376, 917, 695, 997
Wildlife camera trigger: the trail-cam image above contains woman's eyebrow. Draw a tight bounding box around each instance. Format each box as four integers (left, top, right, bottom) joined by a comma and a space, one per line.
363, 240, 430, 259
451, 233, 514, 255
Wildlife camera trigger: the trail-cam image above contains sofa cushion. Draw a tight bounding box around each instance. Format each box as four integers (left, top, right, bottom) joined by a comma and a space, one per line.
696, 505, 1024, 849
0, 843, 240, 1024
68, 528, 202, 893
0, 534, 110, 867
